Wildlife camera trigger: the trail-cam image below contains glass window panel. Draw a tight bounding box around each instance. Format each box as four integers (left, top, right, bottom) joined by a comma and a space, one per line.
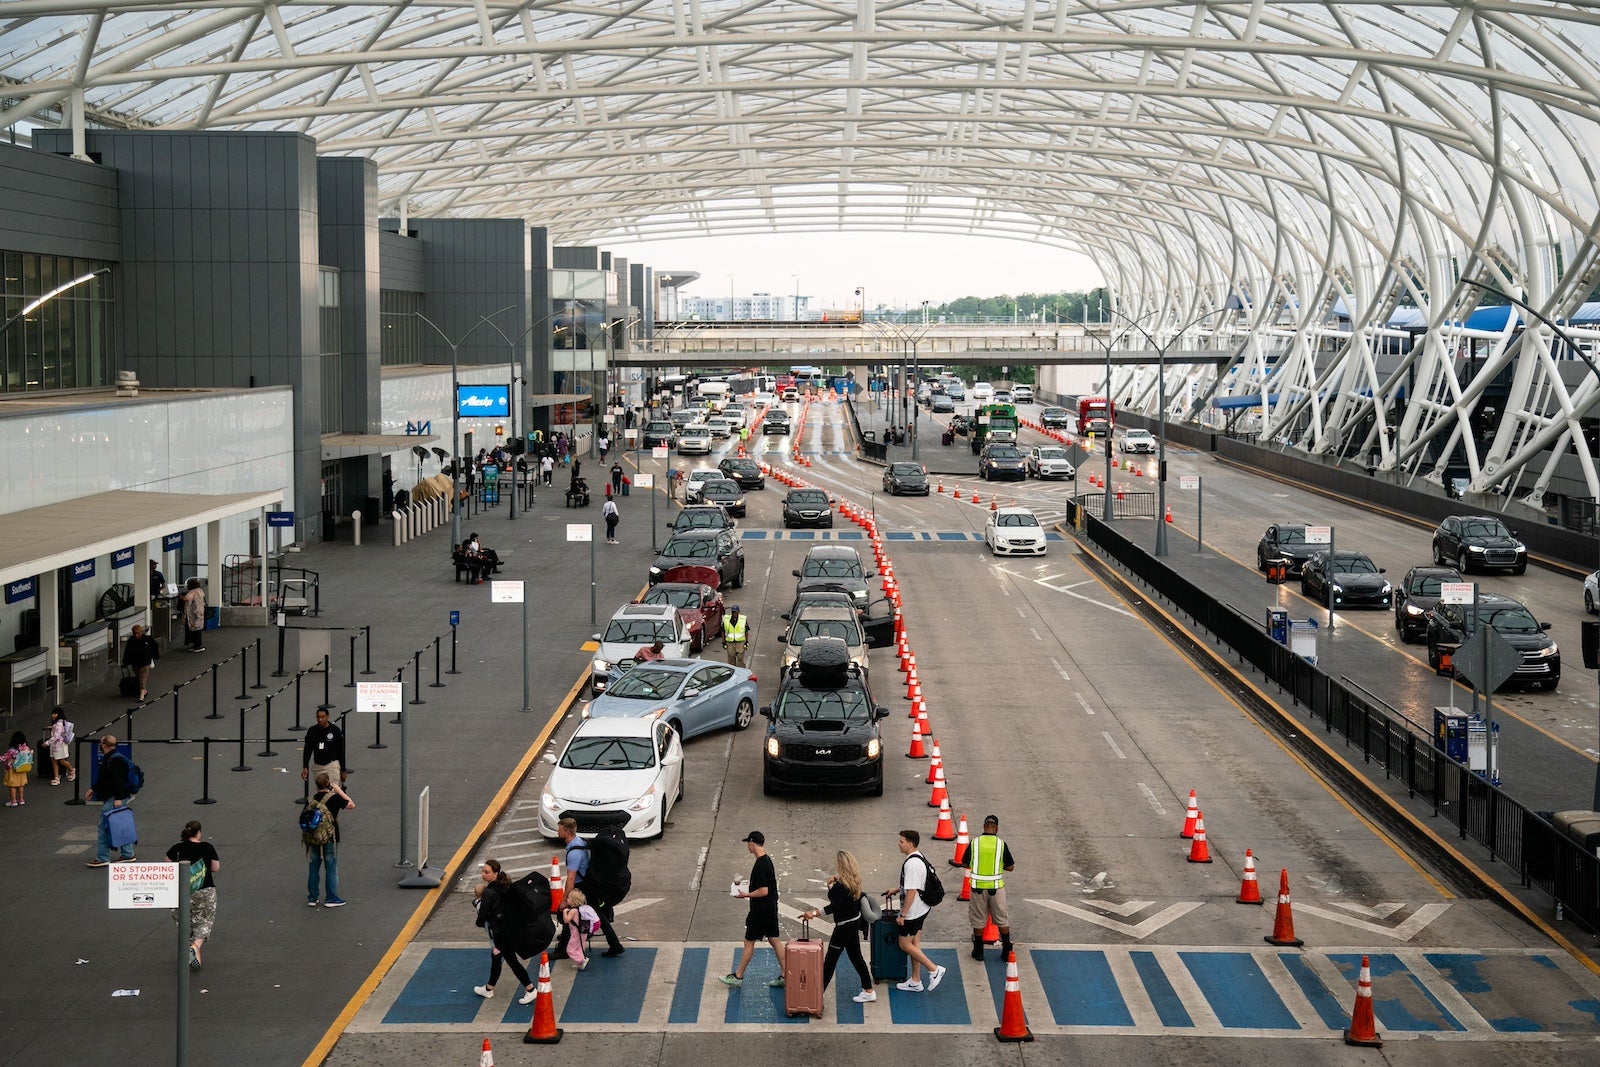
22, 254, 38, 297
40, 302, 60, 390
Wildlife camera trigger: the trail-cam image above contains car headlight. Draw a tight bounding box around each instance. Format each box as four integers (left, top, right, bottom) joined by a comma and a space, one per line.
1468, 545, 1485, 553
735, 497, 745, 507
1330, 584, 1343, 594
765, 737, 781, 758
541, 786, 561, 811
649, 566, 662, 575
628, 785, 659, 812
1405, 604, 1425, 616
1533, 644, 1559, 658
592, 658, 610, 672
866, 738, 881, 760
1514, 542, 1527, 553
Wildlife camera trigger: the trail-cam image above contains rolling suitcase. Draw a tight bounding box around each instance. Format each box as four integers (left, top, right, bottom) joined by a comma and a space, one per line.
784, 918, 825, 1018
118, 667, 140, 699
870, 907, 909, 983
105, 805, 138, 849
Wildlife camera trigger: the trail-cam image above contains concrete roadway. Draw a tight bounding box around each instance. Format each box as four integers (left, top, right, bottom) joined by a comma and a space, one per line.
325, 400, 1600, 1065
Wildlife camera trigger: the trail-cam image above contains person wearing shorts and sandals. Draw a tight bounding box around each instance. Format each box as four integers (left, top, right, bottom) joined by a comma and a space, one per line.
718, 831, 787, 987
889, 829, 945, 992
964, 814, 1014, 961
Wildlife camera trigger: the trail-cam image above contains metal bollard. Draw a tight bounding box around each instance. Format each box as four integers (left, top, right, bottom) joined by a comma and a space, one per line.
195, 738, 217, 805
323, 654, 331, 707
172, 687, 181, 740
448, 626, 460, 675
346, 634, 357, 687
259, 695, 277, 757
290, 672, 305, 732
65, 737, 89, 806
233, 708, 252, 771
236, 651, 249, 700
208, 666, 223, 720
255, 636, 266, 688
392, 511, 402, 546
362, 626, 374, 675
430, 636, 445, 688
352, 509, 362, 547
369, 709, 387, 750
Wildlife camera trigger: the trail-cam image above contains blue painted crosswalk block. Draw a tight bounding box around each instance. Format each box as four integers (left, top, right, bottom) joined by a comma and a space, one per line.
721, 950, 806, 1025
1131, 951, 1193, 1028
669, 947, 709, 1023
382, 948, 486, 1024
562, 948, 657, 1023
1331, 953, 1462, 1032
1181, 952, 1299, 1030
886, 950, 970, 1025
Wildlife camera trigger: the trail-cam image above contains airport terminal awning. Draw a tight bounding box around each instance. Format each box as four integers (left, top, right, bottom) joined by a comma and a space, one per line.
321, 432, 438, 460
0, 489, 285, 590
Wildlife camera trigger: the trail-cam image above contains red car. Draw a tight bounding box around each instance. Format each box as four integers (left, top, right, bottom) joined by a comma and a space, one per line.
635, 565, 725, 651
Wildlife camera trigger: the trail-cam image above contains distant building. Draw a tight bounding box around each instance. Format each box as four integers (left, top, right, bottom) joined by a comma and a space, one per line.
679, 292, 812, 321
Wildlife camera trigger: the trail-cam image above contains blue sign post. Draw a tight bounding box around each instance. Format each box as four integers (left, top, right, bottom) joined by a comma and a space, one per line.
447, 611, 461, 675
266, 511, 295, 528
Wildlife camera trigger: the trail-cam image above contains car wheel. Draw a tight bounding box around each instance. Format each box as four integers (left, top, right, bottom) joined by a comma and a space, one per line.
1428, 644, 1439, 670
1300, 578, 1311, 597
1458, 551, 1471, 574
733, 698, 754, 730
733, 565, 746, 589
1431, 542, 1443, 566
1512, 563, 1527, 576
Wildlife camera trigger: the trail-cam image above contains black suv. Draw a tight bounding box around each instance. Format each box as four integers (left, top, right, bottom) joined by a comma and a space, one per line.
761, 637, 888, 796
642, 420, 676, 448
718, 457, 766, 490
1432, 515, 1528, 575
764, 412, 792, 435
794, 545, 873, 606
782, 488, 833, 529
1394, 565, 1463, 642
977, 443, 1026, 481
1255, 523, 1320, 574
1300, 551, 1390, 609
882, 463, 929, 496
698, 478, 747, 517
1425, 592, 1559, 690
650, 530, 745, 588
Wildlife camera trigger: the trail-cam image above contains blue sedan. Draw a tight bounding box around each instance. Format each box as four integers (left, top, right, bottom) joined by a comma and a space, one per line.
583, 659, 757, 739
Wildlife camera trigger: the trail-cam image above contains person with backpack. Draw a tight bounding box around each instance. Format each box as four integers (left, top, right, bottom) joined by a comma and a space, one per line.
46, 707, 76, 786
887, 829, 946, 992
471, 859, 548, 1002
165, 820, 220, 969
554, 818, 627, 959
558, 888, 602, 970
3, 731, 34, 807
121, 623, 161, 701
85, 735, 140, 867
303, 772, 353, 907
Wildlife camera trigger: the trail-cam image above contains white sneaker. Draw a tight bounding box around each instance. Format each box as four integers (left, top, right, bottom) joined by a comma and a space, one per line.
473, 985, 494, 999
852, 989, 877, 1003
927, 965, 947, 991
895, 979, 924, 992
519, 988, 537, 1005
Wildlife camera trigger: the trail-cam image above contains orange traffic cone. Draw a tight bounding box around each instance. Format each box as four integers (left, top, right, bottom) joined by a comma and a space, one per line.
1164, 505, 1172, 523
1264, 869, 1304, 947
959, 868, 973, 901
949, 814, 970, 866
904, 668, 920, 700
1343, 955, 1383, 1047
925, 741, 943, 784
933, 798, 956, 840
1186, 813, 1213, 863
927, 763, 949, 808
993, 951, 1035, 1042
906, 718, 928, 759
548, 856, 564, 913
1179, 790, 1199, 839
937, 482, 944, 494
522, 954, 563, 1044
480, 1037, 495, 1067
1236, 849, 1263, 904
981, 913, 1000, 945
908, 693, 923, 720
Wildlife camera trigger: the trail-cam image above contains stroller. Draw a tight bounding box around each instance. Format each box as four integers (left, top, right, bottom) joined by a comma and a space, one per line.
565, 477, 592, 508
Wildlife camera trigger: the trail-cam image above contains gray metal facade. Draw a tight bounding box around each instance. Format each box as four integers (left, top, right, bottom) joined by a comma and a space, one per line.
0, 143, 120, 260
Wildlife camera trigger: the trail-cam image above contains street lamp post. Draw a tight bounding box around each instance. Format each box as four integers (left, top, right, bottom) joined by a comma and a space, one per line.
793, 275, 801, 322
483, 310, 567, 519
414, 305, 516, 547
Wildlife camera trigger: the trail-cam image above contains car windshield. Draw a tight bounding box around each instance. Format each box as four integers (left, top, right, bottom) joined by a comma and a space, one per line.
602, 619, 675, 644
606, 668, 687, 700
1461, 606, 1542, 634
702, 481, 739, 497
1331, 554, 1379, 574
1275, 526, 1308, 544
1044, 408, 1066, 417
724, 460, 757, 472
646, 423, 671, 433
642, 586, 700, 609
1408, 574, 1450, 595
997, 513, 1039, 528
802, 558, 863, 578
789, 493, 827, 506
688, 471, 718, 482
1461, 519, 1512, 539
1036, 449, 1066, 460
987, 448, 1021, 459
791, 619, 858, 643
662, 537, 717, 558
890, 464, 923, 476
773, 687, 872, 722
560, 735, 656, 771
675, 511, 725, 529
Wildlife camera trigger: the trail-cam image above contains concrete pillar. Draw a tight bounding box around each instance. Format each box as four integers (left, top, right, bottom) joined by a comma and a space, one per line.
41, 570, 61, 706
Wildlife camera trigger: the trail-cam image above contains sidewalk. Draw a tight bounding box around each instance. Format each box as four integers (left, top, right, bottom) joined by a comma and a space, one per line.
0, 475, 671, 1065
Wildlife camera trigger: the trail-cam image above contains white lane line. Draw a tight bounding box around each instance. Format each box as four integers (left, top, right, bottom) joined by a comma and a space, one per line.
1017, 606, 1027, 617
1102, 731, 1126, 759
1139, 782, 1166, 816
1030, 627, 1042, 641
1076, 692, 1096, 716
1049, 656, 1071, 681
710, 783, 724, 814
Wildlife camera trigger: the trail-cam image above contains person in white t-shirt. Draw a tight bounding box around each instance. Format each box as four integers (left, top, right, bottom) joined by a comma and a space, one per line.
888, 829, 946, 992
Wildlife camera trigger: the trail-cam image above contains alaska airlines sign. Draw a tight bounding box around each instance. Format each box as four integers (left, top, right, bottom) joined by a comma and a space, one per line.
456, 385, 509, 418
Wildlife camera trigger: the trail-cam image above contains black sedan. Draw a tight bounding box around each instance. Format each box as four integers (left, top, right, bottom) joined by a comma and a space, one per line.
1432, 515, 1528, 575
882, 462, 930, 495
718, 457, 766, 490
1300, 551, 1391, 609
782, 488, 833, 529
931, 396, 956, 414
977, 444, 1027, 481
1425, 592, 1559, 690
649, 530, 745, 588
1394, 565, 1462, 642
642, 420, 676, 448
1255, 523, 1322, 574
698, 477, 747, 517
764, 413, 792, 435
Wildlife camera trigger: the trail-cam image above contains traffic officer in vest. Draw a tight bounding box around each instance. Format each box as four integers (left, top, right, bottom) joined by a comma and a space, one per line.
722, 605, 748, 667
964, 814, 1015, 961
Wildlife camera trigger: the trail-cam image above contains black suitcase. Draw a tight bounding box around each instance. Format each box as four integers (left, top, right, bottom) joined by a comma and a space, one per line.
870, 910, 908, 982
118, 667, 140, 699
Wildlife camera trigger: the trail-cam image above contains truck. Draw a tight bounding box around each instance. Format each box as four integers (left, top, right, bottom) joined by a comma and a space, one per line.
969, 402, 1020, 453
1078, 395, 1114, 432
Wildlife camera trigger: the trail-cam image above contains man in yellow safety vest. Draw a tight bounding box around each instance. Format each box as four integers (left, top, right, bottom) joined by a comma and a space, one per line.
722, 606, 748, 667
963, 814, 1015, 961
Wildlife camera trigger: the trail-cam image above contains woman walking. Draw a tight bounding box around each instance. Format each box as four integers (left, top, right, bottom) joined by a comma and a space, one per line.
45, 708, 75, 786
165, 821, 220, 969
801, 850, 877, 1003
602, 497, 620, 543
180, 578, 207, 652
473, 859, 547, 1004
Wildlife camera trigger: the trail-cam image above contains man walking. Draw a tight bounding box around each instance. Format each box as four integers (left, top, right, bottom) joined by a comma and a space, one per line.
889, 829, 946, 992
722, 606, 748, 667
609, 461, 625, 496
964, 814, 1015, 961
84, 735, 136, 867
121, 624, 160, 702
540, 454, 555, 487
301, 707, 347, 788
305, 772, 354, 907
554, 818, 625, 957
719, 831, 786, 988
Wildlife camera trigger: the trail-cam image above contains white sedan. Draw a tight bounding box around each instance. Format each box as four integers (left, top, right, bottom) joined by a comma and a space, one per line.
683, 468, 722, 502
1586, 570, 1599, 614
985, 506, 1047, 556
677, 424, 713, 454
539, 717, 683, 840
1119, 428, 1157, 454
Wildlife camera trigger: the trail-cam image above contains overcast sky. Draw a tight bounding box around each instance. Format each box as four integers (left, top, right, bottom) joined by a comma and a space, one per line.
611, 232, 1104, 312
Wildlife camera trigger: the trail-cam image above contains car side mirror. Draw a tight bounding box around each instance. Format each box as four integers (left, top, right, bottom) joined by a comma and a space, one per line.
590, 633, 600, 642
760, 705, 773, 719
779, 612, 791, 621
1540, 621, 1552, 631
792, 569, 801, 577
776, 635, 787, 644
1378, 568, 1386, 574
866, 572, 877, 579
874, 706, 890, 720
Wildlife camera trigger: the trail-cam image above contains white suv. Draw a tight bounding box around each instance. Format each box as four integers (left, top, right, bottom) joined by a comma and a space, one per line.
1012, 384, 1034, 403
590, 603, 693, 694
970, 381, 995, 402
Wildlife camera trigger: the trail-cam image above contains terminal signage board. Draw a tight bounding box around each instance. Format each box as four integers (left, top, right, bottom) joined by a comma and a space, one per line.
1304, 525, 1331, 545
72, 559, 95, 583
5, 578, 35, 604
266, 511, 295, 528
457, 385, 510, 418
112, 547, 134, 569
164, 532, 185, 551
107, 862, 179, 910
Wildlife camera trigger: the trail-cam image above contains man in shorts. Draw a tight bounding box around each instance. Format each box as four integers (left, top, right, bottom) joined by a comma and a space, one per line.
891, 829, 946, 992
718, 831, 787, 988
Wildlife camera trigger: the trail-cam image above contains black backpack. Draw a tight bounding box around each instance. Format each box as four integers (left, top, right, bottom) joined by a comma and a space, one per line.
513, 869, 553, 915
907, 854, 945, 907
582, 825, 632, 906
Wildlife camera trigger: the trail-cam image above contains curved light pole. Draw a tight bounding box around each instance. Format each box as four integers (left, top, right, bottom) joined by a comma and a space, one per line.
414, 305, 516, 546
1104, 305, 1230, 554
1457, 279, 1600, 808
482, 309, 570, 519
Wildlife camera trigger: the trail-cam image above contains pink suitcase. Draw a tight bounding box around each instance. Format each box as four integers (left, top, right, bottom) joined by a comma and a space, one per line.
784, 919, 825, 1018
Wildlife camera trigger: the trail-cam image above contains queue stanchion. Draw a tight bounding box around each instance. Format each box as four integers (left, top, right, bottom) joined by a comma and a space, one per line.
290, 673, 305, 732
207, 665, 223, 720
259, 695, 277, 757
448, 625, 460, 675
195, 738, 217, 805
323, 654, 332, 707
345, 634, 357, 688
273, 619, 288, 678
362, 625, 374, 675
233, 709, 252, 771
369, 708, 387, 750
253, 636, 266, 689
430, 636, 445, 688
339, 711, 354, 772
65, 738, 88, 806
236, 651, 249, 700
411, 652, 426, 704
124, 708, 135, 742
393, 667, 407, 721
171, 688, 181, 740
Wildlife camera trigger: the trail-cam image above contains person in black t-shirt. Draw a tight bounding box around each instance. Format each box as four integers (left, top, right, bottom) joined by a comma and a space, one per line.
301, 708, 346, 786
166, 820, 221, 969
717, 830, 787, 988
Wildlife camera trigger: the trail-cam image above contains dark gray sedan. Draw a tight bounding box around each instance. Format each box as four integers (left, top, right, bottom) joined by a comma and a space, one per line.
882, 462, 929, 495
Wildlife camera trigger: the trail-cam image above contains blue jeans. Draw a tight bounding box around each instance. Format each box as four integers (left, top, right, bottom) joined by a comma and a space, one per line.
96, 798, 135, 862
307, 841, 339, 901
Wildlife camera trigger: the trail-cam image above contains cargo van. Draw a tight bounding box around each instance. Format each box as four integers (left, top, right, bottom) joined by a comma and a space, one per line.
694, 381, 731, 409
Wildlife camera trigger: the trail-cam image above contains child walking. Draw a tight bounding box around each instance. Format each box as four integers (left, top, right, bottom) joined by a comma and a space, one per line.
3, 731, 34, 806
560, 888, 601, 969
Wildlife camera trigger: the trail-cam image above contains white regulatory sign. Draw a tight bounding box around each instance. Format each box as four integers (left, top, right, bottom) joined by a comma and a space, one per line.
356, 680, 403, 714
634, 473, 654, 488
1179, 475, 1199, 491
491, 579, 525, 604
1440, 581, 1475, 605
108, 862, 180, 909
567, 524, 594, 543
1304, 525, 1332, 545
652, 446, 669, 460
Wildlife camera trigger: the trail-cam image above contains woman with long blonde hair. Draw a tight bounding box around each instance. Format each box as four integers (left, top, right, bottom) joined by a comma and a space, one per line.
801, 849, 876, 1003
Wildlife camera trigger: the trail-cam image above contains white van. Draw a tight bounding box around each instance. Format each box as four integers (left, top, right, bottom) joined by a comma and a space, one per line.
694, 381, 731, 409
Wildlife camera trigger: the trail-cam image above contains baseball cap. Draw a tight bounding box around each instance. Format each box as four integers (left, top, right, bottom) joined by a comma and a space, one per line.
984, 814, 1000, 826
730, 604, 741, 612
741, 830, 764, 845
